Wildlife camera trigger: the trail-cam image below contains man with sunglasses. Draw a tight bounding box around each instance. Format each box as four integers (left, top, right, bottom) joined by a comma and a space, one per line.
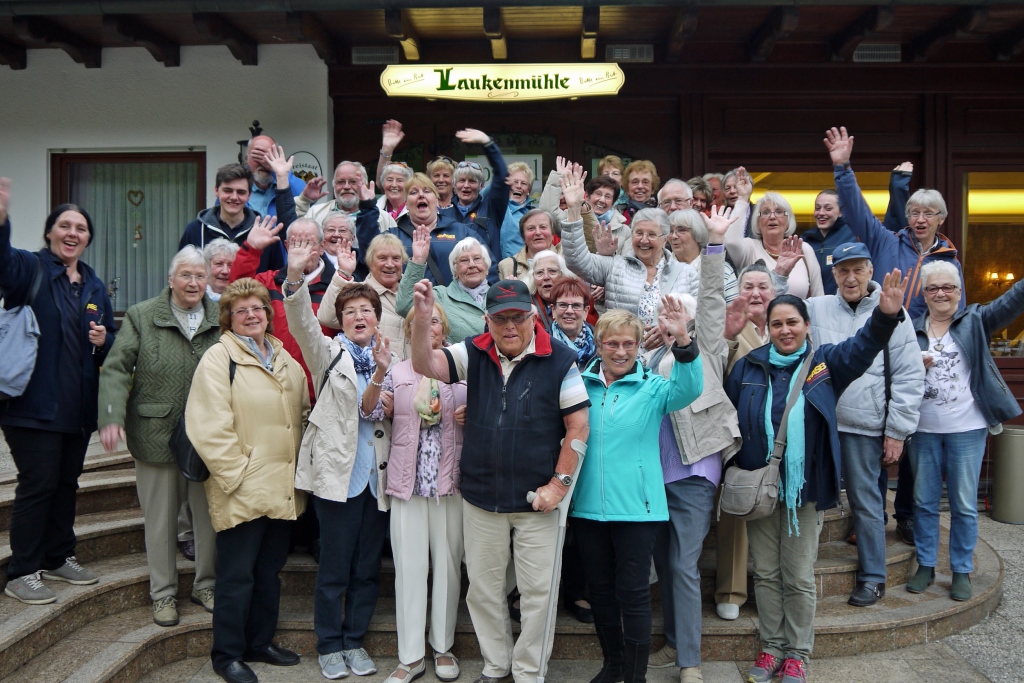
441, 129, 510, 264
410, 278, 590, 683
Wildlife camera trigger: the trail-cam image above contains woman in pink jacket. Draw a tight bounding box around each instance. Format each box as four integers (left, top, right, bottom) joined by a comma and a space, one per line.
361, 304, 467, 683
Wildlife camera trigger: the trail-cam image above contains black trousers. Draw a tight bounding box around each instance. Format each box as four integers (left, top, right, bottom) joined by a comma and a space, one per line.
211, 516, 292, 670
2, 425, 89, 579
560, 522, 588, 605
573, 518, 660, 645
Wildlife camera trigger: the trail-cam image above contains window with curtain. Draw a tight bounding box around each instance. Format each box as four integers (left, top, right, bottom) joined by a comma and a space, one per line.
53, 152, 205, 312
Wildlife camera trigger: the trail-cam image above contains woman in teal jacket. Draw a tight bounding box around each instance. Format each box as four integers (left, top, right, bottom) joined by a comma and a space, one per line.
571, 301, 703, 683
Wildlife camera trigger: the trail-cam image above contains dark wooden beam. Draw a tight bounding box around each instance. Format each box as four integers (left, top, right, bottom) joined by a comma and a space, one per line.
286, 12, 340, 65
483, 7, 507, 61
384, 8, 420, 61
103, 15, 179, 67
13, 16, 100, 68
193, 12, 257, 65
0, 36, 26, 70
581, 5, 599, 60
827, 6, 894, 62
909, 5, 987, 63
992, 22, 1024, 62
748, 7, 799, 63
666, 6, 699, 63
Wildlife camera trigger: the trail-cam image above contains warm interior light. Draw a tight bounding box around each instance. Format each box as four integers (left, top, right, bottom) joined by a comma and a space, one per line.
1007, 273, 1016, 282
991, 272, 1001, 281
968, 190, 1024, 216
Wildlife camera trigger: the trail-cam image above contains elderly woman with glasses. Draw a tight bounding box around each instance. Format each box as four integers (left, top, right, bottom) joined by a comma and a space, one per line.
667, 208, 739, 303
825, 126, 965, 318
441, 128, 510, 261
561, 169, 698, 351
526, 250, 574, 333
906, 261, 1024, 602
724, 168, 823, 299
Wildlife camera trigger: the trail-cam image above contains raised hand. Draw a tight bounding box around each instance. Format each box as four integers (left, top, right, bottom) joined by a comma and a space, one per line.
658, 295, 692, 346
560, 171, 585, 212
824, 126, 855, 166
894, 161, 913, 173
336, 236, 357, 277
381, 119, 405, 155
593, 221, 617, 256
773, 235, 804, 277
413, 279, 435, 319
411, 224, 432, 264
358, 180, 376, 203
734, 167, 753, 202
0, 177, 9, 225
286, 235, 318, 282
372, 334, 392, 372
725, 290, 752, 340
246, 215, 281, 251
555, 155, 569, 176
302, 176, 328, 202
455, 128, 491, 146
878, 268, 908, 316
266, 144, 294, 183
701, 204, 734, 244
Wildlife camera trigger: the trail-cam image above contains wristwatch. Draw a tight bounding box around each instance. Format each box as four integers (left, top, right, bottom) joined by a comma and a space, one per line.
554, 473, 573, 487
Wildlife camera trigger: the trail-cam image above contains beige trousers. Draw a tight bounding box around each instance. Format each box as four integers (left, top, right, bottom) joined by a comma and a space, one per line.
135, 460, 216, 601
391, 494, 465, 664
715, 509, 749, 606
463, 501, 559, 683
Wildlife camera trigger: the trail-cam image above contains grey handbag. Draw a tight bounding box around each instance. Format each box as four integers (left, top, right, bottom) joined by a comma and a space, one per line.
719, 354, 815, 521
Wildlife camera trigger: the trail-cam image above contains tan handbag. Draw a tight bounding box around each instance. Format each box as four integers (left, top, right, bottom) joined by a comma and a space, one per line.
719, 355, 814, 521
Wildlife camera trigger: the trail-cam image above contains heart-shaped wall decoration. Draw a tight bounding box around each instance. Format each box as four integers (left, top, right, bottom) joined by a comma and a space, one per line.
127, 190, 145, 207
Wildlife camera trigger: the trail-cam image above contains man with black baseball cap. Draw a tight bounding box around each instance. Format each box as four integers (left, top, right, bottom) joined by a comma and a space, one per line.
410, 278, 590, 683
805, 242, 924, 608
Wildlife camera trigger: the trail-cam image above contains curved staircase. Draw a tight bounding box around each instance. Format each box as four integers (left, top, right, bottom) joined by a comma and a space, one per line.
0, 442, 1003, 681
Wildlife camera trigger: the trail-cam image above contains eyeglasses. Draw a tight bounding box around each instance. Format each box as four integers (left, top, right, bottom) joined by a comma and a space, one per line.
342, 306, 377, 319
231, 305, 267, 317
323, 227, 351, 237
534, 268, 561, 278
456, 256, 485, 267
660, 198, 693, 209
924, 284, 959, 295
909, 210, 941, 219
489, 312, 531, 326
669, 226, 692, 234
554, 302, 585, 312
433, 155, 455, 166
602, 340, 638, 351
457, 161, 483, 171
175, 272, 208, 283
759, 209, 789, 218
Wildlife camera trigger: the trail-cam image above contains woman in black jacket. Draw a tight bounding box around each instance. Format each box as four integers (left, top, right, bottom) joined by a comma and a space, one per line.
0, 178, 116, 605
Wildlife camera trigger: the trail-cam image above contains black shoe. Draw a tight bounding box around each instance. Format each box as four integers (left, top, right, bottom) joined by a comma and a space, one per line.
214, 661, 258, 683
896, 518, 914, 545
178, 540, 195, 561
848, 581, 885, 607
565, 599, 595, 624
507, 590, 521, 623
244, 644, 300, 666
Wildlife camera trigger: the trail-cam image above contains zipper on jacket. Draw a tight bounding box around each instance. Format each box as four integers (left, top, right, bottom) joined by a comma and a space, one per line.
610, 394, 620, 419
599, 387, 608, 517
638, 461, 650, 513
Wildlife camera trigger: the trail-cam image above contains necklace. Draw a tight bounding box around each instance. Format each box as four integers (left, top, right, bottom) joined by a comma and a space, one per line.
927, 320, 950, 352
764, 244, 781, 259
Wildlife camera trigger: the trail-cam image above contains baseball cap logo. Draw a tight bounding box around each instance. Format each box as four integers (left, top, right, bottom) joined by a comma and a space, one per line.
495, 284, 519, 299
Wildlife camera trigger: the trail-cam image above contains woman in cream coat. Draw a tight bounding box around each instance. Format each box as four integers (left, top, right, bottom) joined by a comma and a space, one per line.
186, 277, 309, 682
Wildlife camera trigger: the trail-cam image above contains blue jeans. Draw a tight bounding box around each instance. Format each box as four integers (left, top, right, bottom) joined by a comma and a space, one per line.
313, 490, 390, 654
839, 433, 887, 584
878, 451, 915, 523
652, 476, 716, 668
909, 429, 987, 573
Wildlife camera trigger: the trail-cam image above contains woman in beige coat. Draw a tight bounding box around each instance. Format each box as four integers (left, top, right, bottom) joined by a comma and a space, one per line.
185, 277, 309, 683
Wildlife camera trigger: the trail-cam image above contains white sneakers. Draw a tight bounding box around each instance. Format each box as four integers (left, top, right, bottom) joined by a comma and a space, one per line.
716, 602, 740, 620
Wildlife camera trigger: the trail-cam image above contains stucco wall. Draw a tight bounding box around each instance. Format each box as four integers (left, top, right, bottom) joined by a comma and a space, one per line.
0, 44, 331, 249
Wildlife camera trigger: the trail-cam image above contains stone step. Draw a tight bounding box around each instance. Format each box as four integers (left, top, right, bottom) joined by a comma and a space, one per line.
0, 447, 134, 487
0, 469, 139, 532
0, 530, 1000, 682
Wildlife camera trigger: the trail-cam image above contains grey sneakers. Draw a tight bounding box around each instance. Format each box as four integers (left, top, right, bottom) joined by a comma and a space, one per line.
319, 651, 350, 679
4, 571, 57, 605
41, 556, 99, 585
342, 648, 377, 676
153, 596, 179, 626
191, 586, 215, 613
648, 644, 677, 669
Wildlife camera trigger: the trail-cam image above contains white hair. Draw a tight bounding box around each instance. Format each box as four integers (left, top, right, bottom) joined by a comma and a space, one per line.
448, 236, 491, 274
906, 189, 948, 219
203, 238, 239, 264
657, 178, 693, 202
532, 249, 572, 277
289, 217, 324, 242
321, 211, 354, 233
920, 260, 960, 287
168, 245, 209, 279
334, 160, 368, 186
632, 208, 671, 236
382, 163, 413, 181
751, 192, 798, 238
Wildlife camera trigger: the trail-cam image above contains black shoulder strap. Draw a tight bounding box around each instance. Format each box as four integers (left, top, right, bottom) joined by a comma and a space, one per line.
395, 220, 445, 284
229, 359, 237, 384
320, 347, 346, 393
513, 260, 519, 278
26, 255, 43, 307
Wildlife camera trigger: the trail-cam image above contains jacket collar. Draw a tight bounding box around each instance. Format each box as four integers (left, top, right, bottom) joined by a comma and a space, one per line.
199, 206, 258, 240
581, 356, 644, 384
801, 216, 854, 246
898, 229, 959, 258
472, 319, 553, 367
152, 287, 218, 333
37, 248, 101, 291
835, 281, 880, 315
273, 255, 335, 292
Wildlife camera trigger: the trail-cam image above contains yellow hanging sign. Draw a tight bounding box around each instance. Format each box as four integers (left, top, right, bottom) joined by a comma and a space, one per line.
380, 63, 625, 102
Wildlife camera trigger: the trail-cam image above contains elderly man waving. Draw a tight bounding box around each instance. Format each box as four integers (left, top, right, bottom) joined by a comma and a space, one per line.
805, 242, 924, 608
410, 277, 590, 683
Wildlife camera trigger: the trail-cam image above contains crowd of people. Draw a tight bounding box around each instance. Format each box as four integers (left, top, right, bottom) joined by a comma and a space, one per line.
1, 120, 1022, 683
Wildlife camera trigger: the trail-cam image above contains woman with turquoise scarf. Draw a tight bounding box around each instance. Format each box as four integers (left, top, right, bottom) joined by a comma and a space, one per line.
725, 270, 908, 683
